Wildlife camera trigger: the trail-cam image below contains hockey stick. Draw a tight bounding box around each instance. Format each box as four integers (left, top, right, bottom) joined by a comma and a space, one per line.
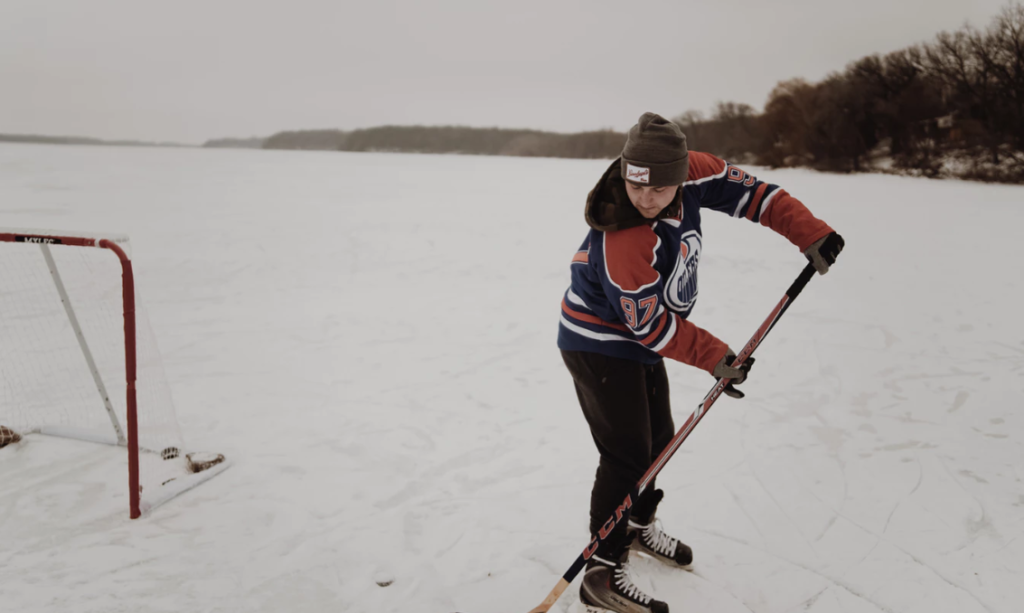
527, 262, 818, 613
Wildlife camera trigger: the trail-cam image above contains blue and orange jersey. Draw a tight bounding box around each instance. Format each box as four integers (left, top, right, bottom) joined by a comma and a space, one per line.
558, 152, 833, 373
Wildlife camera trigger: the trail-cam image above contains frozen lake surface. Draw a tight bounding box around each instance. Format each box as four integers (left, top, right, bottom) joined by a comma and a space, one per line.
1, 143, 1023, 613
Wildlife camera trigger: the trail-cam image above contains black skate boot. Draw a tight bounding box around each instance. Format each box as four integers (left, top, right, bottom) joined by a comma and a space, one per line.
579, 533, 669, 613
627, 489, 693, 568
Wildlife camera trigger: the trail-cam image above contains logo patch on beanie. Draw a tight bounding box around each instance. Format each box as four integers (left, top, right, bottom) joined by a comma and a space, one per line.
626, 164, 650, 184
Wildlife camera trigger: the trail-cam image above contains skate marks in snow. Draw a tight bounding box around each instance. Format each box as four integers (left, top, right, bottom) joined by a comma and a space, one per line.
4, 147, 1024, 612
687, 485, 999, 613
666, 365, 1020, 609
0, 437, 131, 540
647, 226, 1024, 611
630, 554, 754, 613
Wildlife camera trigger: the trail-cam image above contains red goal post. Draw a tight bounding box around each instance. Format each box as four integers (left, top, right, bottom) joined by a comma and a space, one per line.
0, 229, 227, 519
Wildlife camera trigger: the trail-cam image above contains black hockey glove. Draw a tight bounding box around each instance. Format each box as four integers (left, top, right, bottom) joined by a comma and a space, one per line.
804, 232, 844, 275
712, 350, 755, 399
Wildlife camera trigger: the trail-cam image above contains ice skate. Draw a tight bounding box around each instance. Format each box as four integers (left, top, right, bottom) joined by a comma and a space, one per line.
579, 534, 668, 613
627, 489, 693, 569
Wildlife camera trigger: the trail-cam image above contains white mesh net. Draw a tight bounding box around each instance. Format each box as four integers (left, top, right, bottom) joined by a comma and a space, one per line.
0, 231, 222, 513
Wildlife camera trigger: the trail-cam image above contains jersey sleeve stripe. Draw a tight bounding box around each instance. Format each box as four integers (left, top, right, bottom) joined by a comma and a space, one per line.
758, 187, 783, 222
650, 313, 678, 352
732, 190, 751, 218
566, 289, 592, 311
561, 299, 630, 332
633, 304, 665, 336
745, 183, 769, 221
572, 250, 589, 264
560, 316, 637, 344
638, 311, 670, 346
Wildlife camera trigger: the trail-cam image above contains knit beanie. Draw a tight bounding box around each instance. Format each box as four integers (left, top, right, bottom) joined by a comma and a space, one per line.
620, 112, 689, 186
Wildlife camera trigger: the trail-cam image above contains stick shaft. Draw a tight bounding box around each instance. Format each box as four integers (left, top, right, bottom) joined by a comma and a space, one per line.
527, 263, 817, 613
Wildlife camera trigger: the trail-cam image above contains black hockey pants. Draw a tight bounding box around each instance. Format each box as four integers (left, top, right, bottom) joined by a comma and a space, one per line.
561, 350, 674, 549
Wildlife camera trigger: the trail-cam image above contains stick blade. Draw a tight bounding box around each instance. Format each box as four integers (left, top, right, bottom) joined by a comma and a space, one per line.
527, 578, 570, 613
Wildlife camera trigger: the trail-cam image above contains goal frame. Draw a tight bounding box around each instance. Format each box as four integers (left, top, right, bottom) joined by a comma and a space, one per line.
1, 229, 206, 519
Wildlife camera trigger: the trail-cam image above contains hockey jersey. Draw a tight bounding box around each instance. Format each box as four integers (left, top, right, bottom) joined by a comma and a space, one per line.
557, 152, 833, 373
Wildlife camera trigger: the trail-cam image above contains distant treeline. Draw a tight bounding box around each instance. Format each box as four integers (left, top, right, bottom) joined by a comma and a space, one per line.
0, 133, 186, 148
10, 1, 1008, 182
204, 137, 264, 149
676, 2, 1024, 182
245, 3, 1024, 182
0, 134, 106, 146
261, 126, 625, 159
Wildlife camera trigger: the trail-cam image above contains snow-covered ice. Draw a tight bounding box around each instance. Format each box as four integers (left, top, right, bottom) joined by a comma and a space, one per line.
1, 143, 1022, 613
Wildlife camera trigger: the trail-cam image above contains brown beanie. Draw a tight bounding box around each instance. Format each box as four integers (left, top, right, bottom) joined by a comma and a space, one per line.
620, 112, 689, 186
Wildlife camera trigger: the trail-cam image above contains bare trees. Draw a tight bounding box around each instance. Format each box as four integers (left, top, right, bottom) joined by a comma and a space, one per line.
675, 2, 1024, 181
673, 102, 761, 165
250, 4, 1024, 181
261, 126, 625, 159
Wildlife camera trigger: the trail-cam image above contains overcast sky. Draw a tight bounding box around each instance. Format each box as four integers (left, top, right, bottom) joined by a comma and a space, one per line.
0, 0, 1013, 144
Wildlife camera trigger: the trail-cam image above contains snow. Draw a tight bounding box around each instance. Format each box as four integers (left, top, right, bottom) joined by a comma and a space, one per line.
1, 142, 1023, 613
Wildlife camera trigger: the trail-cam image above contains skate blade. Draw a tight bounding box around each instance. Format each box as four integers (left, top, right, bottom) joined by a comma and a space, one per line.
630, 552, 696, 568
577, 602, 615, 613
633, 547, 695, 570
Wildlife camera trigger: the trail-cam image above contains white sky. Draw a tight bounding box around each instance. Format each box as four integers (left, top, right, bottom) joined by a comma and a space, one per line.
0, 0, 1013, 144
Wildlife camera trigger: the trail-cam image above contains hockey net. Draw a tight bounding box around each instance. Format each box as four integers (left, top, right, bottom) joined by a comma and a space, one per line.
0, 229, 227, 518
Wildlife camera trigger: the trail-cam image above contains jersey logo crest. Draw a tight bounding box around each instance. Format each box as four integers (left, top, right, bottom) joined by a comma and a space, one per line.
665, 230, 701, 312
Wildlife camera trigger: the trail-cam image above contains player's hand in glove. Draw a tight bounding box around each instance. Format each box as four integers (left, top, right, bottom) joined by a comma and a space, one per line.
804, 232, 844, 275
712, 349, 755, 399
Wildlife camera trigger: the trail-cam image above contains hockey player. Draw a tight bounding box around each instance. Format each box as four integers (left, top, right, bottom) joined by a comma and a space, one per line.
558, 113, 843, 613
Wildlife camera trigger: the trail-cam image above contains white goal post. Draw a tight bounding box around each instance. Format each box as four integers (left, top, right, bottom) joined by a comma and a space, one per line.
0, 229, 228, 518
